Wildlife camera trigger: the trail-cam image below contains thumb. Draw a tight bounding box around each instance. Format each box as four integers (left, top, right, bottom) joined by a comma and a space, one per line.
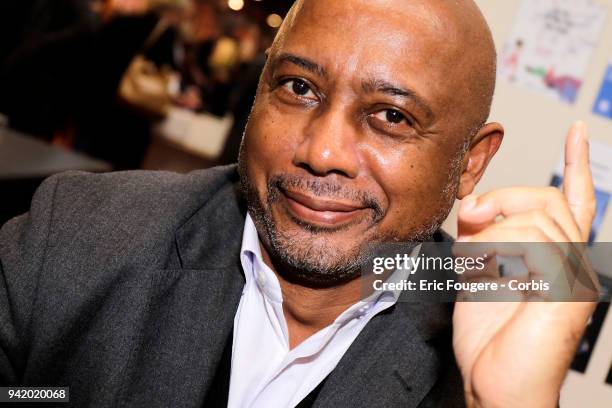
457, 194, 497, 238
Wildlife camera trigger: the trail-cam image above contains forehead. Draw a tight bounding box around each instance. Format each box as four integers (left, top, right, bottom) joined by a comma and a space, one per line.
274, 0, 466, 105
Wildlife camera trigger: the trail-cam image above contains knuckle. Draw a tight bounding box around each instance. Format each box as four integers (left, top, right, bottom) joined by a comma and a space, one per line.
585, 199, 597, 217
525, 227, 549, 242
530, 210, 550, 225
545, 186, 565, 201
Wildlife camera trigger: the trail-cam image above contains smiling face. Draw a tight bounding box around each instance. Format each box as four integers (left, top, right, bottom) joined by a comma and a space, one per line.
239, 0, 502, 286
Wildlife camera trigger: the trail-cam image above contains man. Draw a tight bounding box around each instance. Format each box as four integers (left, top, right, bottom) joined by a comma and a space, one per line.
0, 0, 597, 407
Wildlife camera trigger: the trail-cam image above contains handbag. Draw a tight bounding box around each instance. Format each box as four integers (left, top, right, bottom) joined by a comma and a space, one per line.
118, 20, 173, 119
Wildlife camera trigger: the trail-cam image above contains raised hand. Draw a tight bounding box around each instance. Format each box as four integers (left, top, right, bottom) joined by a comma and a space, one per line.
452, 122, 599, 407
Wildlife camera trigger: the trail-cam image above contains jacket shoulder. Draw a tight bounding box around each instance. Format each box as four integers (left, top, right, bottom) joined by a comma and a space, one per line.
36, 165, 240, 265
49, 164, 238, 213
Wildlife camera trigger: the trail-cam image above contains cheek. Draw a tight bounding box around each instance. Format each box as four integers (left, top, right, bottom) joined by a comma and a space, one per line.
242, 99, 304, 196
245, 98, 302, 164
365, 143, 455, 226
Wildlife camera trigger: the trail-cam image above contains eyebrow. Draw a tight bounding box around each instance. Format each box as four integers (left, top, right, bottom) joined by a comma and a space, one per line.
270, 52, 328, 79
269, 53, 435, 120
362, 79, 434, 120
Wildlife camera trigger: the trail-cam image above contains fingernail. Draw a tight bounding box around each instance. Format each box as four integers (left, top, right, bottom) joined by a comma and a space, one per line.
573, 121, 587, 145
576, 120, 587, 132
462, 195, 478, 212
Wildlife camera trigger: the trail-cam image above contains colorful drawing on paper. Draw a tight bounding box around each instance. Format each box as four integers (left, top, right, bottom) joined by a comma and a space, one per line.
550, 139, 612, 244
593, 62, 612, 120
499, 0, 607, 104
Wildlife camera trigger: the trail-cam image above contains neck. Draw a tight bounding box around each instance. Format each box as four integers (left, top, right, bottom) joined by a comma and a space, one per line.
260, 244, 363, 350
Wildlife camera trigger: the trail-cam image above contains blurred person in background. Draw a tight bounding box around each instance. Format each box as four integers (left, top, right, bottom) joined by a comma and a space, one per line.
0, 0, 110, 141
146, 0, 222, 112
0, 0, 281, 169
0, 0, 195, 169
219, 17, 269, 164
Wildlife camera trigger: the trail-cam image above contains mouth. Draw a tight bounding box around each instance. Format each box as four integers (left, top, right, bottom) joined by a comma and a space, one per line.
280, 188, 369, 227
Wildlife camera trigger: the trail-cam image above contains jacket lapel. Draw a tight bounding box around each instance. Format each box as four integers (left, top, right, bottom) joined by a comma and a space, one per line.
312, 234, 457, 408
312, 303, 454, 408
120, 178, 248, 407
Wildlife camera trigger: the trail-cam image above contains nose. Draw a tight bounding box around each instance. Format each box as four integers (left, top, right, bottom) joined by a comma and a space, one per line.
292, 105, 360, 178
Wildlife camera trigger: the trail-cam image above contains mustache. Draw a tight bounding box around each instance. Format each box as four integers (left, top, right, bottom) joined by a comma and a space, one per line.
268, 174, 384, 220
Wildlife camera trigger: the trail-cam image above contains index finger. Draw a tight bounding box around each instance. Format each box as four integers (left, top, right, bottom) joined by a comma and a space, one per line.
563, 121, 596, 242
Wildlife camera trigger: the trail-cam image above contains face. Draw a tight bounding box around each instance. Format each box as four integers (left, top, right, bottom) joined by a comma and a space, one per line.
239, 0, 502, 286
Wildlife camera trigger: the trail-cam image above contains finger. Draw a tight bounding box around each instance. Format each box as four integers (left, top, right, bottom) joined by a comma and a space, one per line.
455, 225, 555, 284
459, 217, 553, 243
457, 194, 490, 237
493, 210, 570, 243
454, 277, 525, 302
455, 209, 573, 279
563, 121, 596, 241
455, 228, 573, 300
455, 210, 572, 269
456, 226, 599, 301
457, 187, 582, 242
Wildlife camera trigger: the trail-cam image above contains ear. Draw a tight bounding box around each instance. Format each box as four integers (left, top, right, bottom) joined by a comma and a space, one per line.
457, 122, 504, 199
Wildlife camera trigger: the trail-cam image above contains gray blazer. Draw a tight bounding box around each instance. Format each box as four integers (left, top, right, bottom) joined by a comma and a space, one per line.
0, 165, 465, 407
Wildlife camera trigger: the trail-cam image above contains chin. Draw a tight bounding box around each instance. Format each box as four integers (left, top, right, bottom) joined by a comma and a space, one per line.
262, 212, 371, 287
268, 236, 367, 287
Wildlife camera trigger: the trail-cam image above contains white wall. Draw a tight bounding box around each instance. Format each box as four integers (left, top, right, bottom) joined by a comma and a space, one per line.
443, 1, 612, 406
443, 0, 612, 243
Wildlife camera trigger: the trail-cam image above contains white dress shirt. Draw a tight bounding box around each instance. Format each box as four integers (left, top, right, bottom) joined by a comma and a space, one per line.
227, 214, 415, 408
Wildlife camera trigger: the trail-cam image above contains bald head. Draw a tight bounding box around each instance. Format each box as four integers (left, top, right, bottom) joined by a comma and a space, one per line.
273, 0, 497, 136
239, 0, 504, 285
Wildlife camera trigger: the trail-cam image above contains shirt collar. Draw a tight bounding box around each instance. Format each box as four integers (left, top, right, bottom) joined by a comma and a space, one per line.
240, 213, 421, 312
240, 213, 284, 303
239, 213, 263, 275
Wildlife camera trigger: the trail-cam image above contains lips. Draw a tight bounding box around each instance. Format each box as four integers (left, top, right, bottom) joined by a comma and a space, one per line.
280, 188, 367, 226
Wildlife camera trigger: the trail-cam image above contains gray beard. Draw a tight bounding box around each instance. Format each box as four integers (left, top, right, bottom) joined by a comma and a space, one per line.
237, 149, 463, 288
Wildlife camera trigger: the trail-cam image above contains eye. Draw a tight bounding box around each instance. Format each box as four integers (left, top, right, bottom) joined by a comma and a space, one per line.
281, 79, 316, 99
372, 109, 411, 125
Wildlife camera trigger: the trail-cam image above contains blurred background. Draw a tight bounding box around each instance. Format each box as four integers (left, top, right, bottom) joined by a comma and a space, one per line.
1, 0, 612, 406
0, 0, 291, 225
